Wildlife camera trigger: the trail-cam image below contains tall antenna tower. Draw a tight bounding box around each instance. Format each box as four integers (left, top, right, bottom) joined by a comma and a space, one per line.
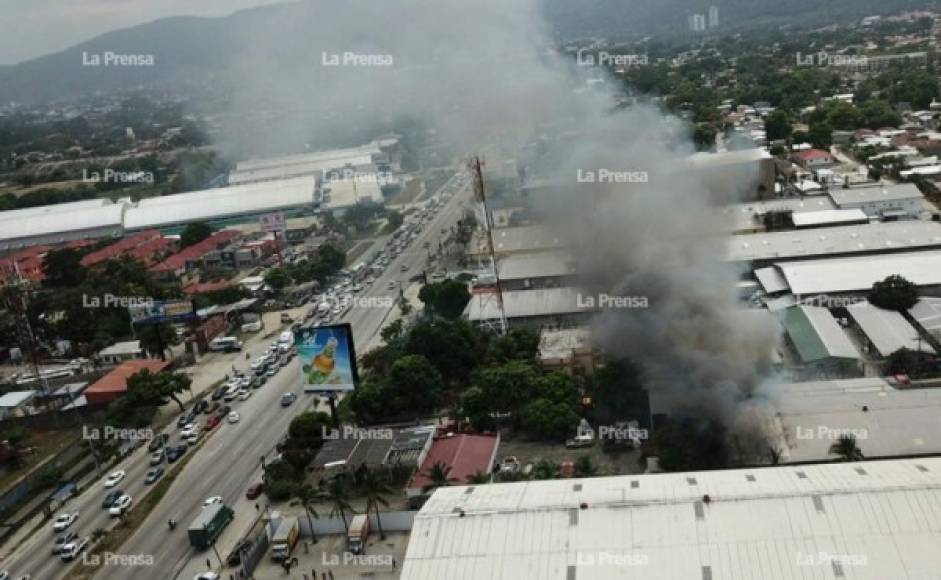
469, 156, 507, 335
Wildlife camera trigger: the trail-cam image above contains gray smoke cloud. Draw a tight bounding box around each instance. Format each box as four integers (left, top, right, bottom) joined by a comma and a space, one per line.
217, 0, 780, 433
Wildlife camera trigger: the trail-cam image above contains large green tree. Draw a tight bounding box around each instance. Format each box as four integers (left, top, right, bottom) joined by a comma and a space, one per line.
869, 275, 918, 311
179, 222, 214, 249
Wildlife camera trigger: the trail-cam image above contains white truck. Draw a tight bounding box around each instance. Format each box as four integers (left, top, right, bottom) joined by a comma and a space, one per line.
271, 517, 300, 562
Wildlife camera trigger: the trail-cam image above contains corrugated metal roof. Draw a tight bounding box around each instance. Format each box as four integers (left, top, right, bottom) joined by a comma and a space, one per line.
403, 458, 941, 580
908, 297, 941, 336
791, 208, 869, 227
829, 183, 924, 206
727, 221, 941, 262
780, 305, 859, 362
848, 302, 936, 356
766, 378, 941, 461
0, 202, 125, 247
497, 251, 576, 281
124, 177, 315, 230
465, 287, 597, 322
776, 251, 941, 295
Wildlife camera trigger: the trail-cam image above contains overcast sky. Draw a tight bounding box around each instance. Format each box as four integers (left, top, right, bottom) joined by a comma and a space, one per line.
0, 0, 286, 65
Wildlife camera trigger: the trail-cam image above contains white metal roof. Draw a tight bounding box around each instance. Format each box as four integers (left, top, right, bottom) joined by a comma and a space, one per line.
403, 457, 941, 580
123, 177, 315, 230
497, 251, 576, 280
754, 266, 789, 294
0, 198, 113, 223
717, 197, 838, 233
0, 202, 125, 247
234, 143, 382, 172
766, 378, 941, 461
465, 287, 595, 321
470, 225, 566, 256
322, 178, 383, 209
228, 155, 376, 186
775, 250, 941, 295
828, 183, 925, 206
97, 340, 143, 357
847, 302, 936, 356
791, 208, 868, 227
727, 221, 941, 262
0, 390, 36, 408
908, 297, 941, 336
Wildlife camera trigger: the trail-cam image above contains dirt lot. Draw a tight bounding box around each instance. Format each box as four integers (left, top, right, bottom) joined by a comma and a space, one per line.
498, 435, 645, 477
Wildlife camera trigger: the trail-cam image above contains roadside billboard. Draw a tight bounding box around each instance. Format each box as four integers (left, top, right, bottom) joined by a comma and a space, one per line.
128, 300, 196, 325
260, 212, 287, 233
295, 323, 359, 392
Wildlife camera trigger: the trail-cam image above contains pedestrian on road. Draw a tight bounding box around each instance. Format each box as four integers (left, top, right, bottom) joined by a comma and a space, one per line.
207, 558, 211, 568
392, 557, 397, 569
328, 571, 334, 580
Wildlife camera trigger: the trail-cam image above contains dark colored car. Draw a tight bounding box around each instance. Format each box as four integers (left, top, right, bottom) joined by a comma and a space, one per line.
207, 401, 221, 415
211, 387, 226, 401
166, 445, 187, 463
245, 482, 264, 499
147, 433, 168, 452
176, 414, 189, 428
225, 540, 252, 566
102, 489, 123, 509
194, 400, 208, 414
144, 467, 164, 484
215, 405, 231, 418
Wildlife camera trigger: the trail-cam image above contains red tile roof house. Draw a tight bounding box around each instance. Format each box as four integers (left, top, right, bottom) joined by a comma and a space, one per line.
80, 229, 161, 267
406, 433, 500, 497
84, 359, 171, 406
792, 148, 834, 170
148, 230, 241, 281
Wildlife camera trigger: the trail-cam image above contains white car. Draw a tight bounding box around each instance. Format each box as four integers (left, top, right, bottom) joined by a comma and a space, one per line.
203, 496, 223, 507
387, 280, 397, 289
108, 494, 132, 517
194, 573, 220, 580
104, 470, 125, 488
180, 423, 199, 438
238, 376, 252, 389
60, 537, 89, 561
238, 389, 252, 401
185, 431, 201, 445
227, 411, 240, 424
52, 512, 78, 532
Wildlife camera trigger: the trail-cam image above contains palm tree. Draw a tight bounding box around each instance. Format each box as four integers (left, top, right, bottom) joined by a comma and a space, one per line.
533, 459, 558, 480
324, 478, 354, 530
829, 434, 864, 462
422, 461, 458, 494
466, 470, 491, 484
361, 470, 392, 540
295, 484, 321, 544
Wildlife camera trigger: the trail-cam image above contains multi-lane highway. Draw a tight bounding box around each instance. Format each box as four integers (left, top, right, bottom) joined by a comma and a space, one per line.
0, 168, 471, 580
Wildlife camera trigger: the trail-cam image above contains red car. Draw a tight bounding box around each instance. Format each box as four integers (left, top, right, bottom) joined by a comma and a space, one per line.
206, 414, 222, 430
245, 482, 264, 499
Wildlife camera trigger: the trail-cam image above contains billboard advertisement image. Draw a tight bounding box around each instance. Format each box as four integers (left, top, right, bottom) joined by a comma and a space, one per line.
128, 300, 196, 325
295, 323, 358, 392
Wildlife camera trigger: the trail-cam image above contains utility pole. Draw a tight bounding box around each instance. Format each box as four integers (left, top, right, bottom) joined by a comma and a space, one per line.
468, 156, 507, 335
6, 262, 58, 427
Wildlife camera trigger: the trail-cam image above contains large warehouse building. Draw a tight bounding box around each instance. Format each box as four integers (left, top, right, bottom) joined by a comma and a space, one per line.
0, 199, 125, 252
123, 176, 317, 231
402, 458, 941, 579
0, 177, 320, 252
